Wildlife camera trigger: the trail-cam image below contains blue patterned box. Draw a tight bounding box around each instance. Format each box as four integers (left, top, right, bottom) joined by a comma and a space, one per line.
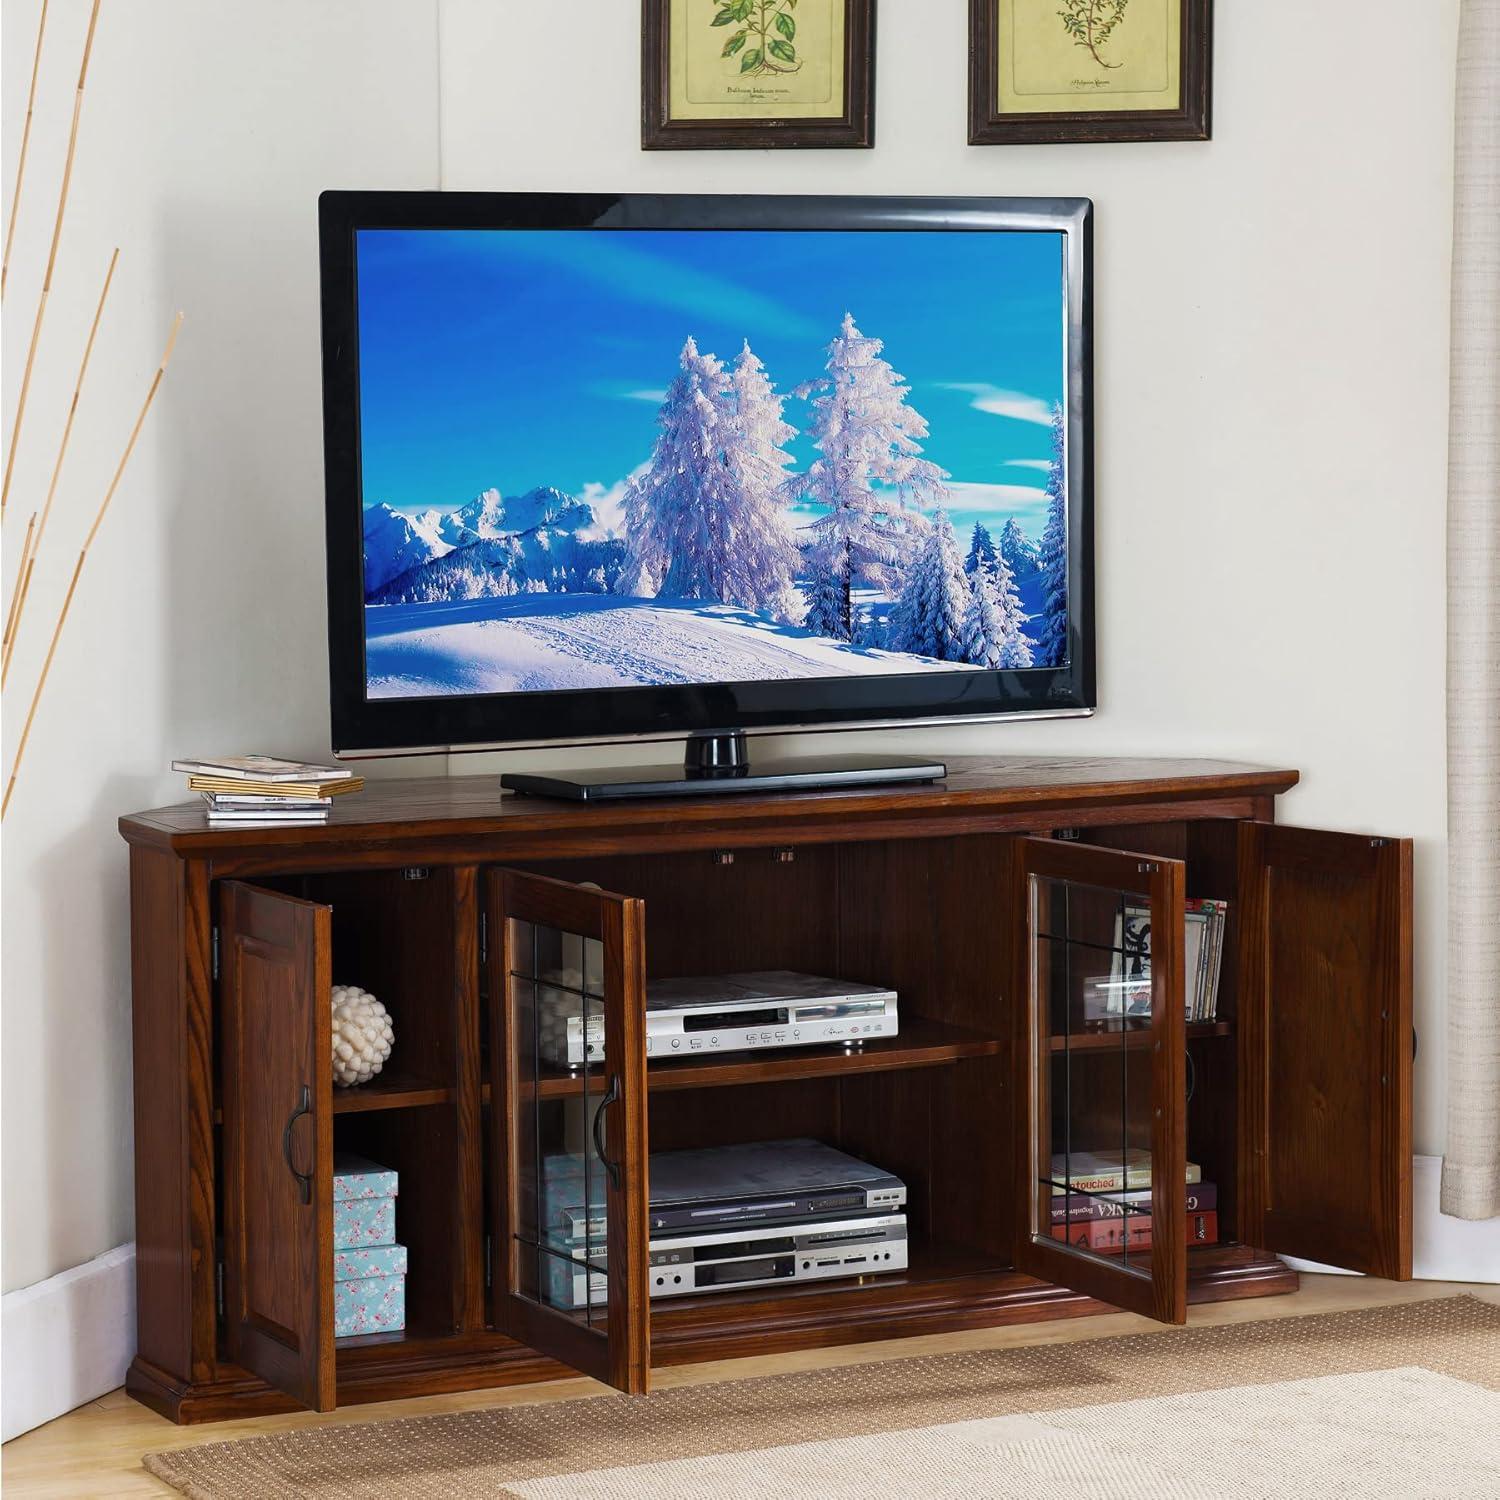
333, 1153, 398, 1250
333, 1243, 407, 1338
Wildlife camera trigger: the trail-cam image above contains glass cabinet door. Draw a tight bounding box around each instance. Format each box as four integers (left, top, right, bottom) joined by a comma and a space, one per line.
486, 870, 650, 1393
1013, 839, 1188, 1324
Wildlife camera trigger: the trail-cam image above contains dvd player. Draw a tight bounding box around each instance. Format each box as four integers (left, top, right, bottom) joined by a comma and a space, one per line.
545, 1140, 907, 1237
545, 1213, 908, 1307
537, 971, 899, 1068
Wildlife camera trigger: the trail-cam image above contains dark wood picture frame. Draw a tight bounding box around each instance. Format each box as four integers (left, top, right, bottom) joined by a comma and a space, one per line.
969, 0, 1211, 145
642, 0, 876, 150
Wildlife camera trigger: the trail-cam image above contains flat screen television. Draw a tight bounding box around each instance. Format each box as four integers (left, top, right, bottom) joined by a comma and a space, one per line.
319, 192, 1094, 795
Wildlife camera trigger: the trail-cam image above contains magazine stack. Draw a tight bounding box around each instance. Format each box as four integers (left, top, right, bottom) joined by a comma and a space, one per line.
171, 755, 364, 826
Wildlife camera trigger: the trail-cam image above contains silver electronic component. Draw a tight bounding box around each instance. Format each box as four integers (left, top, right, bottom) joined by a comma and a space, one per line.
545, 1213, 908, 1307
537, 971, 899, 1068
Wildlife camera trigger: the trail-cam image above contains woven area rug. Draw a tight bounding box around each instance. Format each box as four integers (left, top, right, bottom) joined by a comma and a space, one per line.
145, 1295, 1500, 1499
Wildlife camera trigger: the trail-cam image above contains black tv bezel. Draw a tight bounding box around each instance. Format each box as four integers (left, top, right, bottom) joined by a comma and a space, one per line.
319, 191, 1095, 756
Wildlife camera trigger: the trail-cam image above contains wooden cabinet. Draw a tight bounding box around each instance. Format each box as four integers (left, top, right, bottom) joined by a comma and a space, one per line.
119, 757, 1413, 1423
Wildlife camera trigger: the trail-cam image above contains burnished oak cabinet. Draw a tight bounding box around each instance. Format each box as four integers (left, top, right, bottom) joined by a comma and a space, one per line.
120, 756, 1413, 1422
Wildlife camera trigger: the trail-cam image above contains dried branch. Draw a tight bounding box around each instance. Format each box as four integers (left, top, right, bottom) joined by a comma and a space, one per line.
2, 247, 118, 683
2, 0, 50, 300
2, 0, 103, 519
3, 311, 183, 819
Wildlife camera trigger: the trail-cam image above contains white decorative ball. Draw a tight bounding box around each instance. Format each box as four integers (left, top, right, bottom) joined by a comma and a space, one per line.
331, 984, 394, 1087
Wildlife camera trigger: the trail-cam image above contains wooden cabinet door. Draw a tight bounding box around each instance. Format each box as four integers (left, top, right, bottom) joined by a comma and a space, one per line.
486, 869, 650, 1394
1238, 825, 1413, 1278
1013, 838, 1189, 1324
219, 880, 335, 1412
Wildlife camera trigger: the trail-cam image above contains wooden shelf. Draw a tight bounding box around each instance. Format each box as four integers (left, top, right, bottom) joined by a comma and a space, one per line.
653, 1235, 1227, 1328
334, 1325, 453, 1353
330, 1071, 454, 1114
484, 1017, 1003, 1101
651, 1240, 1005, 1324
213, 1070, 455, 1126
1049, 1021, 1231, 1053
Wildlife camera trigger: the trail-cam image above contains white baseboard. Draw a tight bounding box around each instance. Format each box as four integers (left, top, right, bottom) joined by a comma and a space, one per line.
1284, 1155, 1500, 1283
1, 1243, 136, 1442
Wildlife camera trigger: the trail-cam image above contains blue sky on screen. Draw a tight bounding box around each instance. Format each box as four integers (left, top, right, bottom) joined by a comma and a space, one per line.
355, 227, 1066, 544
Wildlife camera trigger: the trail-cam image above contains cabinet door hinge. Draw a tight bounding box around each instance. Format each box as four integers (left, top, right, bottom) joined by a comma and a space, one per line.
484, 1234, 493, 1290
479, 910, 488, 968
216, 1260, 225, 1319
211, 926, 220, 982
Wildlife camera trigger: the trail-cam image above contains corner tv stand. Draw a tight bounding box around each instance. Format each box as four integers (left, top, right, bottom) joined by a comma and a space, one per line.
120, 756, 1413, 1422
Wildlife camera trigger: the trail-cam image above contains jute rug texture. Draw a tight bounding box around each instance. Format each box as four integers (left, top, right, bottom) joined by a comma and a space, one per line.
144, 1295, 1500, 1499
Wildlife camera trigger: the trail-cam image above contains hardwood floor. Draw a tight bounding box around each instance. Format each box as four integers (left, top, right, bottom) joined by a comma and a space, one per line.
6, 1276, 1497, 1499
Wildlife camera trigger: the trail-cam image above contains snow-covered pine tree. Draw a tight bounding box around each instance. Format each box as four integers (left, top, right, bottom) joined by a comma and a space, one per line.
959, 564, 1006, 669
620, 337, 739, 603
964, 522, 998, 577
791, 313, 949, 642
994, 551, 1035, 669
891, 509, 970, 661
999, 516, 1041, 580
999, 624, 1035, 669
722, 342, 804, 622
802, 545, 850, 641
620, 338, 805, 619
1035, 403, 1069, 668
960, 549, 1034, 669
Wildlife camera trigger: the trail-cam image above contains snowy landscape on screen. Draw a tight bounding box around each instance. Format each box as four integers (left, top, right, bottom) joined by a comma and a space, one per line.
358, 230, 1070, 698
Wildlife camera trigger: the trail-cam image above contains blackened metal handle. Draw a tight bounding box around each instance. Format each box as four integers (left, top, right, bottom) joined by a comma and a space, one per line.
591, 1074, 622, 1192
282, 1084, 313, 1206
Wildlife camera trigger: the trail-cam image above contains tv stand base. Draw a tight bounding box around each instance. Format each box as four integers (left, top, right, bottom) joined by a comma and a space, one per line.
501, 738, 946, 801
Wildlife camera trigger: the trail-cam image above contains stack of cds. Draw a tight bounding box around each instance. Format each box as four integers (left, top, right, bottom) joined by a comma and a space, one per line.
171, 755, 365, 826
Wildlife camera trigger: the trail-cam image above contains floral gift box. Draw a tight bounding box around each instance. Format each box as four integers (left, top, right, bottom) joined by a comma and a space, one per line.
333, 1153, 398, 1250
333, 1243, 407, 1338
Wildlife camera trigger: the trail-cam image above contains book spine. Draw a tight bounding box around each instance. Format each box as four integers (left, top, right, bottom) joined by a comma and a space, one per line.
1050, 1210, 1218, 1251
1051, 1162, 1203, 1195
1050, 1181, 1218, 1225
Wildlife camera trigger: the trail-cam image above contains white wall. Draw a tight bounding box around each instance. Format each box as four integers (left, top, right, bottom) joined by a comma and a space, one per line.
441, 0, 1459, 1162
1, 0, 443, 1296
0, 0, 1463, 1330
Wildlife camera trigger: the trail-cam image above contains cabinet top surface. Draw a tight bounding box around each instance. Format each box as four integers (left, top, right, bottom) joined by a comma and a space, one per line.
118, 755, 1298, 858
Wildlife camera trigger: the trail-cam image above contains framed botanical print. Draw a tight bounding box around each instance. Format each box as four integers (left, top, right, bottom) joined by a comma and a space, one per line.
642, 0, 876, 150
970, 0, 1211, 144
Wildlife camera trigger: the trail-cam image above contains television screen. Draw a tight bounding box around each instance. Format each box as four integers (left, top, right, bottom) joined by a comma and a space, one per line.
320, 194, 1093, 753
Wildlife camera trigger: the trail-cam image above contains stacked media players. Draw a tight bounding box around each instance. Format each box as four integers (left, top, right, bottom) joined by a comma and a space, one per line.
537, 965, 907, 1306
543, 1141, 908, 1308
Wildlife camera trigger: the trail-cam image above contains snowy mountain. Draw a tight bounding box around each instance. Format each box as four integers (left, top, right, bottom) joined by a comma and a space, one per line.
437, 485, 595, 542
367, 485, 623, 604
452, 488, 507, 539
362, 503, 456, 593
413, 506, 479, 548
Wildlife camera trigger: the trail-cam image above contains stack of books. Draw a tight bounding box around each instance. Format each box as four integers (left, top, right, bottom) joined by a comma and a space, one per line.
171, 755, 364, 826
1048, 1149, 1218, 1251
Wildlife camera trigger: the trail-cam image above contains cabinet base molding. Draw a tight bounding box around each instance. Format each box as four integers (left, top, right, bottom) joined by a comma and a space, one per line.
127, 1249, 1298, 1424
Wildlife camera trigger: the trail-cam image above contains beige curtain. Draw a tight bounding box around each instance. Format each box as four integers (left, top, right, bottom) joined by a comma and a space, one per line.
1442, 0, 1500, 1222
